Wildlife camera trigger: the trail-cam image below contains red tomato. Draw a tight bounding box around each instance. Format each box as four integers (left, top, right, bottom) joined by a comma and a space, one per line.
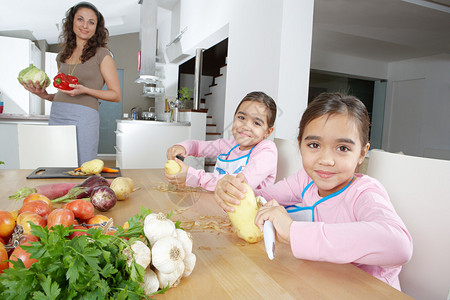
0, 211, 16, 238
65, 199, 95, 220
16, 212, 46, 235
67, 225, 89, 240
23, 193, 53, 209
0, 243, 8, 273
19, 200, 52, 220
9, 242, 38, 269
19, 234, 40, 245
47, 209, 75, 228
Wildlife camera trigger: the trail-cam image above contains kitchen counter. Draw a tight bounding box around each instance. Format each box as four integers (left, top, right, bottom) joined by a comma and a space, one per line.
0, 169, 414, 299
118, 119, 191, 126
0, 113, 49, 123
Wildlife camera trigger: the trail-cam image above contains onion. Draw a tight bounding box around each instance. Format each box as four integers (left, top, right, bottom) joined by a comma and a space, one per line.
90, 186, 117, 212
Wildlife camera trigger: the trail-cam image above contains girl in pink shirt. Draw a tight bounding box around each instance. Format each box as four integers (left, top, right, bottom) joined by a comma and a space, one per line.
165, 91, 278, 192
214, 92, 412, 290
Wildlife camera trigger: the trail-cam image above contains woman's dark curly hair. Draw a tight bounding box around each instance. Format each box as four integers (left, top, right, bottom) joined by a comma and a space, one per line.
58, 2, 109, 63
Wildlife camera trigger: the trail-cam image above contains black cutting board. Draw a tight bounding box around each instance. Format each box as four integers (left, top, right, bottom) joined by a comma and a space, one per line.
26, 167, 122, 179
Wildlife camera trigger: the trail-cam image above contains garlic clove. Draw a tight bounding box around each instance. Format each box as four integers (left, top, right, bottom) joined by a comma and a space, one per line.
175, 228, 193, 254
183, 252, 196, 278
142, 268, 159, 295
130, 240, 151, 269
155, 261, 185, 289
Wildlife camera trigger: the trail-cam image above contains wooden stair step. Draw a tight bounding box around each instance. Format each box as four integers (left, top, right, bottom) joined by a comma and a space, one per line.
206, 132, 221, 135
205, 92, 212, 96
209, 84, 217, 88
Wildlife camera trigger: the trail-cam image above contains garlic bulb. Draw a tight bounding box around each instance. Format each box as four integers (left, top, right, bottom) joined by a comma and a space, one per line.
152, 237, 185, 273
142, 268, 159, 295
152, 236, 185, 274
175, 228, 193, 254
156, 261, 184, 289
144, 212, 176, 246
130, 240, 151, 269
183, 252, 196, 278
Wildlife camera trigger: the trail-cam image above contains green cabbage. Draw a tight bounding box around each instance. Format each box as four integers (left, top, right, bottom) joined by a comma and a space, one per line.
17, 64, 50, 88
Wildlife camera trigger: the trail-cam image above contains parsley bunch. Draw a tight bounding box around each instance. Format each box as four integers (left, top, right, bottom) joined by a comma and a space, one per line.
0, 207, 155, 299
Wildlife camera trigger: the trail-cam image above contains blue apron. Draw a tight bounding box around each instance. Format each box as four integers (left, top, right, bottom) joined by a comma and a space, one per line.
215, 144, 256, 175
285, 177, 354, 222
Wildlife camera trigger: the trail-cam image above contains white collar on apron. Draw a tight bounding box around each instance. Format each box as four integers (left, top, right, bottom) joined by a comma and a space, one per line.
285, 176, 355, 222
215, 144, 256, 175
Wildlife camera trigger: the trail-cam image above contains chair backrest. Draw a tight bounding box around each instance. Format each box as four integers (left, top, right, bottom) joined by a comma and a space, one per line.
17, 124, 78, 169
366, 149, 450, 300
273, 138, 302, 182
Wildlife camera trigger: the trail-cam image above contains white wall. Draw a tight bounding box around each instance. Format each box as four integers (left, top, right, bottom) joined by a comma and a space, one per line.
163, 0, 314, 141
383, 54, 450, 160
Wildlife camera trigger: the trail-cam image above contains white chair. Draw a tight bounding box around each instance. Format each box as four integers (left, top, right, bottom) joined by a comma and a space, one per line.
366, 149, 450, 300
17, 124, 78, 169
274, 138, 302, 182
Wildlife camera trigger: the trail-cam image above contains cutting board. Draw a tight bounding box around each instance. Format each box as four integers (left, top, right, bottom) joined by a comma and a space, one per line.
26, 167, 122, 179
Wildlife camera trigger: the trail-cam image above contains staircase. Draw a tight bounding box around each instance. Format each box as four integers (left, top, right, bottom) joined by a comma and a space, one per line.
200, 63, 227, 172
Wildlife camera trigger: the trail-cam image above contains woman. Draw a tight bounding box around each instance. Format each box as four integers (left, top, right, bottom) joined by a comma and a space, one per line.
22, 2, 121, 165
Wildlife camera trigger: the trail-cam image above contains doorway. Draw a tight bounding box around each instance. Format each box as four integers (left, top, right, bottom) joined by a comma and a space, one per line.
308, 70, 386, 149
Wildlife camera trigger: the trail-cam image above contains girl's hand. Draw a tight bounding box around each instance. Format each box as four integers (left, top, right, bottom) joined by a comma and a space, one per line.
255, 200, 293, 245
165, 157, 188, 187
58, 83, 86, 97
167, 145, 187, 160
214, 173, 247, 212
22, 80, 50, 100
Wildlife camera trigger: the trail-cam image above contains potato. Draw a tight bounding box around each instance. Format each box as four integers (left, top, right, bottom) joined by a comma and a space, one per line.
226, 183, 263, 243
164, 160, 181, 175
80, 159, 104, 175
110, 177, 134, 201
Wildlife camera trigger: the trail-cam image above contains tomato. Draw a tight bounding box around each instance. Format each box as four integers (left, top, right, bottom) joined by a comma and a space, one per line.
67, 225, 89, 240
23, 193, 53, 209
65, 199, 95, 220
86, 214, 110, 229
19, 200, 52, 220
0, 243, 8, 273
10, 210, 18, 221
0, 211, 15, 238
47, 209, 75, 228
9, 242, 38, 269
18, 234, 40, 245
16, 212, 46, 235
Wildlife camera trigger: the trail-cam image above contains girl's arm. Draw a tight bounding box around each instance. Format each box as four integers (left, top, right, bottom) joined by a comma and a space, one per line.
289, 191, 412, 267
185, 140, 277, 191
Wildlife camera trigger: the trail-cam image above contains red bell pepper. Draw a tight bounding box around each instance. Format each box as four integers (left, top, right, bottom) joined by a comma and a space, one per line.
53, 73, 79, 90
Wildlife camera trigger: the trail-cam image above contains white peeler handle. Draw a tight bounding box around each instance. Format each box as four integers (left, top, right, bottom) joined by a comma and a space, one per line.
259, 197, 275, 260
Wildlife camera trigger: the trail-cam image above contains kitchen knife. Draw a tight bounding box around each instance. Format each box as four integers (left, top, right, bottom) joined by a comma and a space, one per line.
258, 196, 275, 260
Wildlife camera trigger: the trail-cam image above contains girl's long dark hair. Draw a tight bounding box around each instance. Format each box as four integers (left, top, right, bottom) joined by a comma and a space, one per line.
58, 1, 109, 63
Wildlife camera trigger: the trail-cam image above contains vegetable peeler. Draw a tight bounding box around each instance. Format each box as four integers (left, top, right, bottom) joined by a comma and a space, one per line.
258, 197, 275, 260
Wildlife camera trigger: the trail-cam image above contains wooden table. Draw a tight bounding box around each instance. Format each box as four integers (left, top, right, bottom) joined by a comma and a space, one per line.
0, 169, 413, 299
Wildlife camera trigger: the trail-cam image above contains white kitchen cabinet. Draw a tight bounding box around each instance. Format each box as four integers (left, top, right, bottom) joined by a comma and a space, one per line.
116, 121, 190, 169
0, 122, 77, 169
116, 112, 206, 169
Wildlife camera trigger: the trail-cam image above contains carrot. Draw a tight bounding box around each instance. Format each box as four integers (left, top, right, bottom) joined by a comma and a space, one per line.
8, 183, 78, 201
102, 167, 119, 173
73, 167, 118, 173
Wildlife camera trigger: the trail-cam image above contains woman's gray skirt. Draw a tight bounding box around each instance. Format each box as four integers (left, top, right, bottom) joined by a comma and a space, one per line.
49, 102, 99, 165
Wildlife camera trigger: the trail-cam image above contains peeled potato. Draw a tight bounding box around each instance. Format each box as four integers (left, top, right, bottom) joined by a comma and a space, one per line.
165, 160, 181, 175
227, 183, 263, 243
